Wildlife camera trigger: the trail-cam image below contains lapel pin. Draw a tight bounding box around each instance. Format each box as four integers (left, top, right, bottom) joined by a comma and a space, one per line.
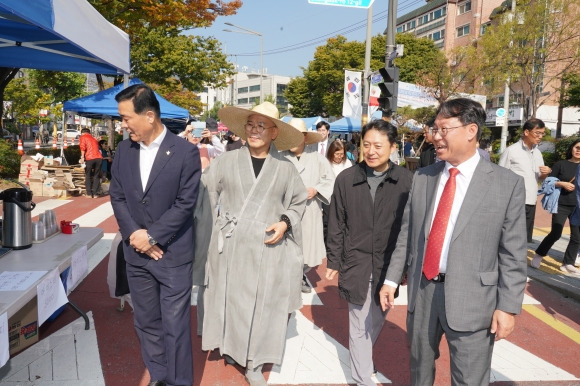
166, 151, 171, 155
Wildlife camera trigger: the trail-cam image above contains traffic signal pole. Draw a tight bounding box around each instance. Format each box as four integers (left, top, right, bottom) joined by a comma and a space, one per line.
385, 0, 398, 64
362, 3, 373, 127
377, 0, 399, 118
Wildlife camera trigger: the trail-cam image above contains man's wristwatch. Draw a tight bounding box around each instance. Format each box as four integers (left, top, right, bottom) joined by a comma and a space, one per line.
147, 233, 157, 246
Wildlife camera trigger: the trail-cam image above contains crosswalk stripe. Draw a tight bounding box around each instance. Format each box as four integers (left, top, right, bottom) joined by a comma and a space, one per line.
73, 202, 114, 227
31, 199, 72, 218
522, 304, 580, 344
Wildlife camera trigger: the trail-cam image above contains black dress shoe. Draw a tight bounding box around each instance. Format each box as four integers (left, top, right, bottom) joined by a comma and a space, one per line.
148, 381, 166, 386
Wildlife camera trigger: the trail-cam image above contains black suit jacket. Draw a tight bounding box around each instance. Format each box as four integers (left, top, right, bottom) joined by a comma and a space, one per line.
110, 130, 201, 268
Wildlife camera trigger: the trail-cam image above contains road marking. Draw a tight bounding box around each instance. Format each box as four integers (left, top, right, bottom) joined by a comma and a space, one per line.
74, 202, 114, 227
31, 199, 72, 217
522, 304, 580, 345
491, 339, 578, 382
268, 310, 391, 385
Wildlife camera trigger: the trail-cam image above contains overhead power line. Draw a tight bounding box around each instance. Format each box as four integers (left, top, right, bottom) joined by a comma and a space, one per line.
228, 0, 424, 57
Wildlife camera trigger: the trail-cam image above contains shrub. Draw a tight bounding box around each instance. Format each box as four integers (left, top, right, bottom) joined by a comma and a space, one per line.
542, 151, 559, 168
554, 135, 580, 161
0, 139, 21, 178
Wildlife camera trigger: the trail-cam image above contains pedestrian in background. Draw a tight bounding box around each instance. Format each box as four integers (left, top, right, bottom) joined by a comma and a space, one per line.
532, 139, 580, 274
98, 139, 112, 181
499, 118, 551, 242
326, 119, 413, 386
110, 83, 201, 386
79, 128, 103, 198
327, 139, 353, 177
282, 118, 334, 293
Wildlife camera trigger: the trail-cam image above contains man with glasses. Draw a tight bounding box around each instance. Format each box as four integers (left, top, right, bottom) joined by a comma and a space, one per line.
499, 118, 551, 243
199, 102, 307, 385
312, 120, 331, 156
380, 98, 527, 385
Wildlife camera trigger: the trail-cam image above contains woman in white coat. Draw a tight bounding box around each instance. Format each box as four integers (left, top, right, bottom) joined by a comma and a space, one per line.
281, 118, 335, 293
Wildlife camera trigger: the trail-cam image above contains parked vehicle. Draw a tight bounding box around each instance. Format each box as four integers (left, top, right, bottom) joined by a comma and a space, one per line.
56, 129, 81, 141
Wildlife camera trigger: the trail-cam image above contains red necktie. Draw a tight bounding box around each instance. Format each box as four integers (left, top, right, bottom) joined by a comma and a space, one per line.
320, 143, 325, 155
423, 168, 460, 280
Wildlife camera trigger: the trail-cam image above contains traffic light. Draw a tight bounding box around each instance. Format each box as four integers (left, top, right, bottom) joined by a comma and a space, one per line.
377, 66, 399, 114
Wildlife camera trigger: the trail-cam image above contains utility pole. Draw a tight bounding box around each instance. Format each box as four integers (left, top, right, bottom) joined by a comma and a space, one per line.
500, 0, 516, 153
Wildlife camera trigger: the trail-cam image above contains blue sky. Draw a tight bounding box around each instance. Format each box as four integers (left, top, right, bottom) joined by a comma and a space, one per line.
191, 0, 424, 77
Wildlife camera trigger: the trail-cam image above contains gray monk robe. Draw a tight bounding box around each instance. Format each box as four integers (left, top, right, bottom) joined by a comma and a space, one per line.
201, 144, 308, 367
281, 147, 334, 267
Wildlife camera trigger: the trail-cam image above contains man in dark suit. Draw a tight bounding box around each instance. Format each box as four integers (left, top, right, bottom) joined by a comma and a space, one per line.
110, 84, 201, 386
380, 98, 527, 385
314, 120, 331, 156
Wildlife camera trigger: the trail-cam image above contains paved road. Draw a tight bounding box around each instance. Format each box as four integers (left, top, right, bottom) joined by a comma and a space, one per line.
1, 195, 579, 385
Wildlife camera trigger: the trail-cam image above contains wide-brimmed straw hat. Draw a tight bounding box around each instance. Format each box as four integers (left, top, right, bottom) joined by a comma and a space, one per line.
217, 102, 304, 151
288, 118, 323, 145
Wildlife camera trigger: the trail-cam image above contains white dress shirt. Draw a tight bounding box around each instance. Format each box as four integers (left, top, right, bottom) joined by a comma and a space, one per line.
433, 151, 480, 273
139, 127, 167, 191
383, 151, 480, 287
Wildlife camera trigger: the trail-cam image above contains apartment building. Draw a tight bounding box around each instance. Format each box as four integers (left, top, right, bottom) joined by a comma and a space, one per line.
396, 0, 580, 135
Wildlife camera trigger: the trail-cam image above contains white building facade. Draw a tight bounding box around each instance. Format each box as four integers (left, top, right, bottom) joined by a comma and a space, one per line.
200, 72, 292, 114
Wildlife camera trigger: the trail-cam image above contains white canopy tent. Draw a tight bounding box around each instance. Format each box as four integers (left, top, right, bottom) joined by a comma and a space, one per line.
0, 0, 130, 74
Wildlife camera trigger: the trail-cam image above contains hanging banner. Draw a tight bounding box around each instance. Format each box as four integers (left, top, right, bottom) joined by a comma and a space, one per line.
342, 70, 362, 119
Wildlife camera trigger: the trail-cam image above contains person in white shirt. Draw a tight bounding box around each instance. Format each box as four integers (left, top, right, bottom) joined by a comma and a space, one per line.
314, 121, 331, 156
326, 139, 353, 177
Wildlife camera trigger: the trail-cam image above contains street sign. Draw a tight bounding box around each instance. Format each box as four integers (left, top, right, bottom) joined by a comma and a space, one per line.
308, 0, 375, 9
496, 116, 506, 127
496, 108, 506, 118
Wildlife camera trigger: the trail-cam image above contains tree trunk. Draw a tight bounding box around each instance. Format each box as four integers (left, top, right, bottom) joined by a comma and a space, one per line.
556, 75, 566, 139
0, 67, 20, 130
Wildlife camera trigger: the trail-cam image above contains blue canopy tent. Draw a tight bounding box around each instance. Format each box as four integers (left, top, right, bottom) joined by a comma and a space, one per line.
281, 116, 324, 131
64, 79, 189, 132
0, 0, 130, 74
329, 117, 362, 133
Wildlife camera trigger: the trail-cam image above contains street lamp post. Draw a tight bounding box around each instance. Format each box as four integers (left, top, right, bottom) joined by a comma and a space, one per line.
224, 22, 263, 104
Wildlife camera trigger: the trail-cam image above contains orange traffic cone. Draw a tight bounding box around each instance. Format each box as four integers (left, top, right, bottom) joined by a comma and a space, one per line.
35, 138, 40, 150
52, 137, 57, 149
64, 137, 68, 149
17, 139, 24, 155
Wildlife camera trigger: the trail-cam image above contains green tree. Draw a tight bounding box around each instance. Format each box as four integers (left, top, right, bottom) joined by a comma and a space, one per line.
201, 101, 223, 121
4, 77, 43, 131
393, 33, 447, 85
562, 73, 580, 108
152, 79, 204, 117
285, 34, 444, 117
467, 0, 580, 119
29, 70, 87, 103
87, 0, 241, 91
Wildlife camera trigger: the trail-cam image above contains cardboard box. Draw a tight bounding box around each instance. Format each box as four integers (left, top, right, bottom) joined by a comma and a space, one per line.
8, 297, 39, 355
20, 155, 43, 171
28, 179, 44, 197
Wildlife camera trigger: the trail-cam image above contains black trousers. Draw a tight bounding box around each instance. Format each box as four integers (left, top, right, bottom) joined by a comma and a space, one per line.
536, 204, 580, 265
525, 204, 536, 243
85, 158, 102, 196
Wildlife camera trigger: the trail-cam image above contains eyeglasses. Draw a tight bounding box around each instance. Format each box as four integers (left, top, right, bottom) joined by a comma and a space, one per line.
245, 121, 275, 133
530, 131, 546, 138
429, 125, 466, 137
